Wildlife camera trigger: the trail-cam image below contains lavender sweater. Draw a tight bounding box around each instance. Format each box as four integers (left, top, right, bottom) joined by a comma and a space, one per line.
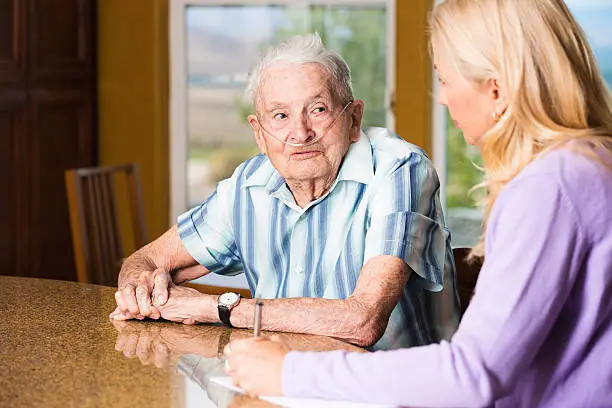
282, 148, 612, 407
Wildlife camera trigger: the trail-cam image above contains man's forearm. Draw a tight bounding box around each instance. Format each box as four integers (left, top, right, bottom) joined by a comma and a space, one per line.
188, 256, 407, 347
186, 291, 386, 346
118, 225, 207, 285
229, 296, 389, 347
119, 250, 208, 287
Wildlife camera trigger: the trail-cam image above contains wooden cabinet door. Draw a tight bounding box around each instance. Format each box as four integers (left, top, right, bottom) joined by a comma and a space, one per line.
0, 0, 27, 276
0, 92, 27, 275
0, 0, 96, 280
26, 90, 93, 280
0, 0, 26, 87
27, 0, 94, 88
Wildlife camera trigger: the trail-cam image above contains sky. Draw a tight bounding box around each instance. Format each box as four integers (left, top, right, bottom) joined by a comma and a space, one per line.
565, 0, 612, 9
186, 6, 284, 42
566, 1, 612, 48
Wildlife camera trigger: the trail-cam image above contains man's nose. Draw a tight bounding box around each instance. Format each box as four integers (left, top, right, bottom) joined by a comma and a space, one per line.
288, 115, 316, 143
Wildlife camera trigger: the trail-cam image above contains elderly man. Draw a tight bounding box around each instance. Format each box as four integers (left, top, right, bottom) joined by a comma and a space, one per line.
111, 33, 458, 350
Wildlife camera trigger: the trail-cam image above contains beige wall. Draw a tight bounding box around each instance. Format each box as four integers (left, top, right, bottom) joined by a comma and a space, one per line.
97, 0, 433, 239
395, 0, 433, 154
98, 0, 170, 240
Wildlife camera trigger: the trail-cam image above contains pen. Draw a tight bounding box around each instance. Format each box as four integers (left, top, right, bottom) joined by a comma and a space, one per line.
253, 298, 263, 337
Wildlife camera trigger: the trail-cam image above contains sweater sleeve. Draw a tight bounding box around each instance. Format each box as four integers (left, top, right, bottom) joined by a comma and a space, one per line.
282, 173, 587, 407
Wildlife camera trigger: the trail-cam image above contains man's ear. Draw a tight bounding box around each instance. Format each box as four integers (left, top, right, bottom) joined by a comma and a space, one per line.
348, 100, 365, 142
248, 114, 267, 155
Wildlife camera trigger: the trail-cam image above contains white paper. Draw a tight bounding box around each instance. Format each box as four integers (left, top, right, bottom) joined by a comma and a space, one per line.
210, 376, 396, 408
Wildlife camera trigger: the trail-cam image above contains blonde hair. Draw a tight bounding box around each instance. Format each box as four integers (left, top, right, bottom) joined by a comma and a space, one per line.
431, 0, 612, 258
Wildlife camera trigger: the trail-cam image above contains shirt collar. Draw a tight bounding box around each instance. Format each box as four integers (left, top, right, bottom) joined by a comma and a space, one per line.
336, 130, 374, 185
244, 130, 374, 194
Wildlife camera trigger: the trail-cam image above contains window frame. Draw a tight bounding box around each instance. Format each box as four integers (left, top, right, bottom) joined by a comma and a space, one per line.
431, 0, 447, 209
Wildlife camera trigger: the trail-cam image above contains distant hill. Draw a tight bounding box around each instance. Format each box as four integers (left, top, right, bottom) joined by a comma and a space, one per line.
187, 26, 263, 77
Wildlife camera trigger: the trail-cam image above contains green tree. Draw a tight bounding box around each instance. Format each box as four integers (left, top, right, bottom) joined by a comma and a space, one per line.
273, 6, 388, 127
445, 110, 484, 208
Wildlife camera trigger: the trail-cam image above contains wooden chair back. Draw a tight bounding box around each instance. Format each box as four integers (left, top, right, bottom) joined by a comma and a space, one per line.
453, 247, 482, 316
65, 164, 147, 286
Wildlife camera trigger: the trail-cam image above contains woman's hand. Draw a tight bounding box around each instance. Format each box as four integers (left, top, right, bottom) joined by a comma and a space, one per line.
223, 335, 292, 397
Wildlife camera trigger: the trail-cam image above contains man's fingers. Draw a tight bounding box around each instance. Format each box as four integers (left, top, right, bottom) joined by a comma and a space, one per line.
152, 268, 171, 307
109, 307, 132, 321
109, 306, 122, 319
114, 291, 130, 315
121, 284, 140, 316
149, 305, 161, 320
110, 313, 130, 329
135, 284, 152, 317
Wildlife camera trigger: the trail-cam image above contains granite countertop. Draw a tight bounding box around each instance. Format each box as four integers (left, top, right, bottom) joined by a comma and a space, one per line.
0, 276, 362, 407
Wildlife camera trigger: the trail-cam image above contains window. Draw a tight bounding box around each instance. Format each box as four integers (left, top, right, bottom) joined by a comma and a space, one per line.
433, 0, 612, 248
170, 0, 394, 287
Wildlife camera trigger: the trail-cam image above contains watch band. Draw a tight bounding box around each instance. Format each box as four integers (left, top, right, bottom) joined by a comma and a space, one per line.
218, 305, 233, 327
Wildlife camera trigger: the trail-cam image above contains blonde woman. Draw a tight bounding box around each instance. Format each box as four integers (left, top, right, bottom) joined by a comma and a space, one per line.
222, 0, 612, 406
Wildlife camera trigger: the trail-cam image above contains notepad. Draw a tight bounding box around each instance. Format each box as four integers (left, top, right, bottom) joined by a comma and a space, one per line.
210, 376, 396, 408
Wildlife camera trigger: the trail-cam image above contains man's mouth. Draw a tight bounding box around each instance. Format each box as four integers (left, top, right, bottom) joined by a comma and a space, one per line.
290, 151, 322, 160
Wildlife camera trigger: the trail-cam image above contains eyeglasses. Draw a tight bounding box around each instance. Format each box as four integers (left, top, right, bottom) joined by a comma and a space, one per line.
256, 100, 353, 147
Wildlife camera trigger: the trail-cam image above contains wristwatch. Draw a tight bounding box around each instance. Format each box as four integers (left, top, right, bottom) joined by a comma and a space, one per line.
217, 292, 241, 327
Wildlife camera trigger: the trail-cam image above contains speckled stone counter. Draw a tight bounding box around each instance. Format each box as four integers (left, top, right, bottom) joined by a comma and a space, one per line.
0, 276, 363, 407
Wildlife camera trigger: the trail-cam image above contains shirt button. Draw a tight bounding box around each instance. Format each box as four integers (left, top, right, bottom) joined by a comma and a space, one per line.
295, 266, 305, 274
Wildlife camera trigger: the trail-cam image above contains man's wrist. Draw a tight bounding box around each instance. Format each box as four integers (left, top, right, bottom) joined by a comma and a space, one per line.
229, 299, 252, 328
194, 294, 219, 324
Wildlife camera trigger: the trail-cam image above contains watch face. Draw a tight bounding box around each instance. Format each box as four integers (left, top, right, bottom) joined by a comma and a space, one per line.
219, 292, 240, 307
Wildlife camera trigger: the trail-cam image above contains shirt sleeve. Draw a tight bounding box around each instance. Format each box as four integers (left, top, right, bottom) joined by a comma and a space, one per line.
177, 176, 243, 275
283, 173, 587, 406
363, 152, 448, 291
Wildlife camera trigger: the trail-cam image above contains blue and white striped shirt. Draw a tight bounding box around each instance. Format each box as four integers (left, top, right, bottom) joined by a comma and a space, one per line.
178, 127, 459, 350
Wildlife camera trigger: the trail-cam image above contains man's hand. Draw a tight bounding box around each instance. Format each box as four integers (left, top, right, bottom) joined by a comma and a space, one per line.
153, 282, 210, 325
111, 225, 209, 320
224, 336, 291, 397
111, 268, 171, 320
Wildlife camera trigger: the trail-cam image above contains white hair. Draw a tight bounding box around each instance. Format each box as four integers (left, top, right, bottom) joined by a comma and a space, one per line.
245, 33, 354, 107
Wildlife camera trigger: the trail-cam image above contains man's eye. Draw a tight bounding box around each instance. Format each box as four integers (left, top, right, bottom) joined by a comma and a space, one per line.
312, 106, 326, 114
273, 112, 287, 120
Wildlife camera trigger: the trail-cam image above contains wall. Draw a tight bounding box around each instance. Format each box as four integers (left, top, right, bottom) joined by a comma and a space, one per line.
98, 0, 170, 241
97, 0, 432, 241
395, 0, 433, 154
